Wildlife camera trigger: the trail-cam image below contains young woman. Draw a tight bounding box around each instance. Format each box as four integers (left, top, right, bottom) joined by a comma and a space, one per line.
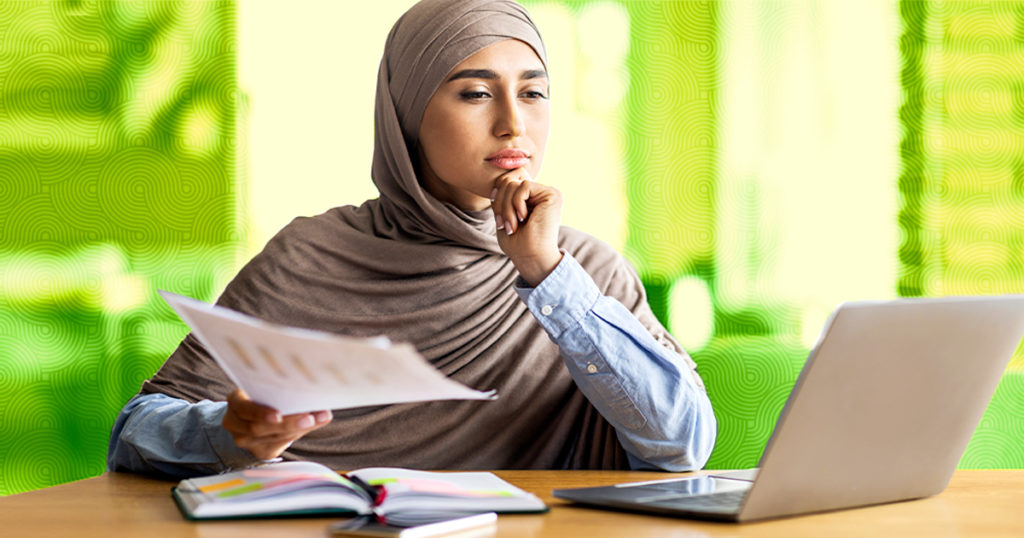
108, 0, 716, 477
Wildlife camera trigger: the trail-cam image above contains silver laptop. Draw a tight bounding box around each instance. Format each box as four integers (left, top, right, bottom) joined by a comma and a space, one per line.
554, 296, 1024, 522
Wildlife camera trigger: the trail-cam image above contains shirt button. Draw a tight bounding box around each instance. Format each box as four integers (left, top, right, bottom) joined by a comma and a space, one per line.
541, 305, 554, 316
587, 363, 598, 374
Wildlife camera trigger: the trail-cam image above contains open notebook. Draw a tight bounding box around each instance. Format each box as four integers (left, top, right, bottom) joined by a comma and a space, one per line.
173, 461, 546, 521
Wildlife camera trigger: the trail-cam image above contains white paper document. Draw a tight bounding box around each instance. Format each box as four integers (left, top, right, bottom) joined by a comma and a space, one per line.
159, 290, 497, 415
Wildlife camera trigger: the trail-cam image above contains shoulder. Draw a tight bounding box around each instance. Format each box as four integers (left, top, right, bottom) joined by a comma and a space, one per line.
557, 226, 620, 264
557, 226, 640, 294
216, 206, 362, 313
248, 203, 381, 276
262, 206, 351, 255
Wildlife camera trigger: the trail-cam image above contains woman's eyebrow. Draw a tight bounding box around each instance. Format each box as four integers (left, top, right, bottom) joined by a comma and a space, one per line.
448, 69, 497, 81
447, 68, 549, 82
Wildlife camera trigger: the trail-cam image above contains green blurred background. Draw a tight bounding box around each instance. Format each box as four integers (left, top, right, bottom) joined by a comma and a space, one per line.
2, 0, 1023, 495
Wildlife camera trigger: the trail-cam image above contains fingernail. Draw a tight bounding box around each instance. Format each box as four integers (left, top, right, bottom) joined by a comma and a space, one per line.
495, 215, 504, 230
267, 412, 282, 424
315, 410, 332, 424
506, 222, 515, 235
297, 415, 315, 429
518, 209, 525, 222
490, 188, 497, 202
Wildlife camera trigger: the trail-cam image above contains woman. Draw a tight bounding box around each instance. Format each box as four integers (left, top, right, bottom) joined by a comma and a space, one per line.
107, 0, 716, 477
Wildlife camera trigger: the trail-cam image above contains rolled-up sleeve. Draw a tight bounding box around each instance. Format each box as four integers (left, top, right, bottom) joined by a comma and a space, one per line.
515, 252, 717, 471
107, 393, 262, 479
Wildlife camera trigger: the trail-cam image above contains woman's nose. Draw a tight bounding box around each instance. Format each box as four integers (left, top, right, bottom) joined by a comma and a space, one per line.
493, 95, 525, 138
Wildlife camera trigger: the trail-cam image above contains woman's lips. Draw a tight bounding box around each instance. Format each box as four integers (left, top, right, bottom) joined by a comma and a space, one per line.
486, 149, 530, 170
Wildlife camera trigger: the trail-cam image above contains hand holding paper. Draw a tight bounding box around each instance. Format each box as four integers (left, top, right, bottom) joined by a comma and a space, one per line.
159, 291, 497, 415
222, 388, 333, 460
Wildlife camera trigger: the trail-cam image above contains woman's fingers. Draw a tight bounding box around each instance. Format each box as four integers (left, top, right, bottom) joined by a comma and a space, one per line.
493, 176, 511, 233
228, 388, 281, 423
492, 171, 560, 236
502, 181, 521, 234
493, 169, 534, 235
227, 412, 328, 441
226, 410, 332, 459
510, 180, 530, 225
491, 171, 564, 286
223, 388, 332, 459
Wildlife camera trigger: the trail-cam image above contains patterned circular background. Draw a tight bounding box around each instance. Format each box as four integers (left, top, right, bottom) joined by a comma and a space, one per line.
3, 0, 1024, 496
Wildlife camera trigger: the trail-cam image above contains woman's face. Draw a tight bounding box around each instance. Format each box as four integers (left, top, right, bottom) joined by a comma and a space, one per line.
417, 39, 550, 212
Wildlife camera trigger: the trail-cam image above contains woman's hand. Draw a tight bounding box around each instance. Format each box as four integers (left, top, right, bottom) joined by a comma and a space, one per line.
223, 388, 332, 460
491, 168, 564, 287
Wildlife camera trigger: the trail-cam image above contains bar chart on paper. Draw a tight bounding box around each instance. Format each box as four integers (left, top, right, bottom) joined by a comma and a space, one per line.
159, 291, 496, 414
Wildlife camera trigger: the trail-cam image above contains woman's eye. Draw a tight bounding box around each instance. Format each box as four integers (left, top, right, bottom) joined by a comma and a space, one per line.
521, 91, 548, 100
460, 91, 490, 100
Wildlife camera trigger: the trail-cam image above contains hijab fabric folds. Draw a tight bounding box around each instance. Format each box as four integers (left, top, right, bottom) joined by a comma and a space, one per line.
141, 0, 689, 470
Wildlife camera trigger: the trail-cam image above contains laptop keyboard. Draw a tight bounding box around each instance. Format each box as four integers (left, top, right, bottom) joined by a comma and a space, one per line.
641, 489, 747, 513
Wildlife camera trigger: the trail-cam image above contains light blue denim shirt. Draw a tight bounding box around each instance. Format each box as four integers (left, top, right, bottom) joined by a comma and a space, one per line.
108, 253, 716, 477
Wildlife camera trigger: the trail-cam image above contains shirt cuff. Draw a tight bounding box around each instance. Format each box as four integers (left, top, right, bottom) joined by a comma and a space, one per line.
199, 401, 267, 469
514, 251, 602, 339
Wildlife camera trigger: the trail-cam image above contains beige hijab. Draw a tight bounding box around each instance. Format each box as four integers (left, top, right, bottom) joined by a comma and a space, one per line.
142, 0, 695, 470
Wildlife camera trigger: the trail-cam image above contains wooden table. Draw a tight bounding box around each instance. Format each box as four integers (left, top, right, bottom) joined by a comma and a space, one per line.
2, 470, 1021, 537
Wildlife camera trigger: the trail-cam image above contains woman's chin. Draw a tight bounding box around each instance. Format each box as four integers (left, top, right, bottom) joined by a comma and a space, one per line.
445, 192, 493, 212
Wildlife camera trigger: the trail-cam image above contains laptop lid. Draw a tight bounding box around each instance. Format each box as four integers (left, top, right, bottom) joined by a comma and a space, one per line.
738, 295, 1024, 521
